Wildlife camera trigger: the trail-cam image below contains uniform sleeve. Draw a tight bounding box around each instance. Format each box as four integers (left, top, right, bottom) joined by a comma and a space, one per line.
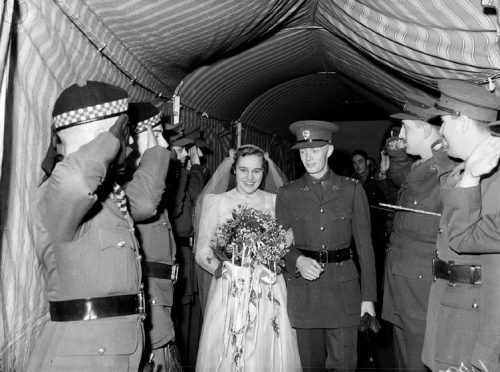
194, 194, 221, 275
351, 182, 377, 301
39, 132, 119, 242
446, 186, 500, 254
172, 168, 188, 218
276, 186, 302, 274
187, 164, 209, 204
125, 146, 170, 222
387, 150, 412, 189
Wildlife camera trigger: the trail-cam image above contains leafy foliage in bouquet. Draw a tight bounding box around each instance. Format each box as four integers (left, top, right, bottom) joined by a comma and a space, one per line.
210, 205, 289, 274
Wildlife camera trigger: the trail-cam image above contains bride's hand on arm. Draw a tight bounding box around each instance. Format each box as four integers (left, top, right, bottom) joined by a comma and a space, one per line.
194, 194, 221, 275
285, 228, 294, 247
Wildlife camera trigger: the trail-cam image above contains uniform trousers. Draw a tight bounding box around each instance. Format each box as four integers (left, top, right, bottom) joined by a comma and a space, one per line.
393, 325, 430, 372
295, 326, 357, 372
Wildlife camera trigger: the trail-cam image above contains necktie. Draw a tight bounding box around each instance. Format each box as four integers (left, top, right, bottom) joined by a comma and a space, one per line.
113, 183, 129, 218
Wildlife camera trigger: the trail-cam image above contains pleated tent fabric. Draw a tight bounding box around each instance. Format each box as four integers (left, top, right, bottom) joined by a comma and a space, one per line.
0, 0, 499, 370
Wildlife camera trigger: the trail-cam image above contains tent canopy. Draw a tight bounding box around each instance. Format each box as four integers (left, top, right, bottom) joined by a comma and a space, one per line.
1, 0, 500, 369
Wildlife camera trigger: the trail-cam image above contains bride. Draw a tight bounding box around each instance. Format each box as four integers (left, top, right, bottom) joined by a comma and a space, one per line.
194, 145, 302, 371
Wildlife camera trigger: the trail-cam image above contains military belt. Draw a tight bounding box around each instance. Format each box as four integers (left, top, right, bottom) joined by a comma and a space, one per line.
299, 247, 353, 265
49, 292, 146, 322
142, 261, 178, 280
432, 257, 481, 285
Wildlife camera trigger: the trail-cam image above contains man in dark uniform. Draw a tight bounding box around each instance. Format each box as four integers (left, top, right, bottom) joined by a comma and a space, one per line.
125, 102, 178, 371
276, 120, 377, 372
167, 136, 210, 370
27, 81, 158, 371
423, 80, 500, 372
351, 149, 388, 290
380, 100, 456, 371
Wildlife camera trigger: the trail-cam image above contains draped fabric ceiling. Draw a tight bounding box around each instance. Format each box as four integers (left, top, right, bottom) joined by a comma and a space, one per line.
1, 0, 499, 369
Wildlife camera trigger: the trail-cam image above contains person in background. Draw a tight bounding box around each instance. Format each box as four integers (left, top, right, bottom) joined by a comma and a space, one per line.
276, 120, 377, 372
422, 80, 500, 372
167, 135, 210, 370
27, 81, 145, 371
380, 98, 456, 372
125, 102, 179, 371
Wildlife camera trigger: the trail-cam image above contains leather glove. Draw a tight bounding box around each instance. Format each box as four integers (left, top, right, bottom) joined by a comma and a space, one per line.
359, 313, 382, 334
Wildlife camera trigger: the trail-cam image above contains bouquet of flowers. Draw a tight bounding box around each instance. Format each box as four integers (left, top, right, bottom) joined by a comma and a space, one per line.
210, 205, 289, 274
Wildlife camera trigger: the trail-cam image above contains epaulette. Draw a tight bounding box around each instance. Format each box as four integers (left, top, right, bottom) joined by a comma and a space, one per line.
343, 176, 359, 184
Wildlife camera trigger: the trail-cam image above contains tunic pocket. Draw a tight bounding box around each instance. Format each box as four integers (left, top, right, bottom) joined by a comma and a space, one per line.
332, 211, 352, 246
97, 228, 136, 294
290, 215, 309, 247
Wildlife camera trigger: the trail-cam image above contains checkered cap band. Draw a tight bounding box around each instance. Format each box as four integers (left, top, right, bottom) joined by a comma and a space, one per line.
53, 98, 128, 130
133, 113, 162, 134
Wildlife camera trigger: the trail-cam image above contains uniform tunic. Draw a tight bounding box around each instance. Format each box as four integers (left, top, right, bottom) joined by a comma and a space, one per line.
276, 170, 377, 329
27, 132, 146, 371
382, 145, 455, 370
423, 151, 500, 372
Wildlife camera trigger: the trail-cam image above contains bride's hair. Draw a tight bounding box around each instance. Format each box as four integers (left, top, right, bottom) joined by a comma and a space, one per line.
231, 145, 269, 186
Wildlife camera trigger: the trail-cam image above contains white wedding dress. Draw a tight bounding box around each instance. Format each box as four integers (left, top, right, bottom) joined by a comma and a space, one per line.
195, 188, 302, 372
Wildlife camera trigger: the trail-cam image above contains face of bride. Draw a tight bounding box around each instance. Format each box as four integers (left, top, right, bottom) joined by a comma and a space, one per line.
235, 154, 264, 195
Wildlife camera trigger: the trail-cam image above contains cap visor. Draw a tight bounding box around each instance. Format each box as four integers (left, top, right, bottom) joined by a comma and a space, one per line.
171, 138, 194, 147
291, 141, 331, 150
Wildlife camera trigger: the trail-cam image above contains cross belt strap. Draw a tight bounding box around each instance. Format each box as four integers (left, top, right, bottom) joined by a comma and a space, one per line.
142, 261, 178, 280
298, 247, 353, 265
432, 257, 481, 285
49, 292, 146, 322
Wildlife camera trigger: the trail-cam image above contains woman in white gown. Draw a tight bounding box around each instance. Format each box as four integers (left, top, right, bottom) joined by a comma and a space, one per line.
194, 145, 302, 371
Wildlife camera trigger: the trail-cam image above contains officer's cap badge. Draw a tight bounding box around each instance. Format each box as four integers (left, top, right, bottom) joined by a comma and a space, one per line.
302, 130, 311, 140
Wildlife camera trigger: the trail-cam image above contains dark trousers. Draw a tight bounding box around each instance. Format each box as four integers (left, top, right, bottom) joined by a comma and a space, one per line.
393, 325, 430, 372
173, 244, 202, 371
296, 326, 358, 372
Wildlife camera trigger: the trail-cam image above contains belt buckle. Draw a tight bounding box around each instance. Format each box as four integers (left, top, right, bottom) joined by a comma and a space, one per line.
138, 288, 146, 321
470, 265, 481, 285
318, 249, 328, 267
447, 262, 456, 287
171, 264, 179, 281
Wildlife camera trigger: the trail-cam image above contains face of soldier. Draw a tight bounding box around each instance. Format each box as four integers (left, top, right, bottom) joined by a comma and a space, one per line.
58, 116, 118, 156
299, 144, 333, 179
352, 154, 367, 176
439, 115, 465, 159
400, 120, 426, 156
235, 154, 264, 196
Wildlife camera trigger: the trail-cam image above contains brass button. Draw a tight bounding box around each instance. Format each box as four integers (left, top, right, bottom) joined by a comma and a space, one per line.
151, 298, 157, 305
320, 208, 324, 213
341, 216, 345, 220
418, 273, 423, 279
117, 241, 125, 247
98, 347, 106, 355
320, 226, 324, 231
136, 255, 142, 261
472, 302, 479, 309
321, 244, 326, 249
413, 200, 418, 205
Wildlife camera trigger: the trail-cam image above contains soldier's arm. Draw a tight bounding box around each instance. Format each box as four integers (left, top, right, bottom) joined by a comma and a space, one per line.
125, 146, 170, 222
386, 138, 412, 188
172, 167, 189, 218
446, 185, 500, 254
351, 182, 377, 302
275, 187, 301, 274
187, 164, 209, 205
39, 132, 119, 242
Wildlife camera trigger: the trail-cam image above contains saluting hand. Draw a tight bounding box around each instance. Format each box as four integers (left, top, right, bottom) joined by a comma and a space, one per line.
379, 150, 390, 174
296, 256, 323, 281
465, 136, 500, 178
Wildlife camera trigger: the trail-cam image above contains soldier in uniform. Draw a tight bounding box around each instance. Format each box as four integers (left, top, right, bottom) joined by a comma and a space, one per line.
275, 120, 377, 372
422, 80, 500, 372
125, 102, 178, 371
27, 81, 149, 371
380, 100, 456, 371
167, 136, 210, 370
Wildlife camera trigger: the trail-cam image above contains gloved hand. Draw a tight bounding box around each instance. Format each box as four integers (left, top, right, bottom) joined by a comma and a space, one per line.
359, 313, 381, 334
